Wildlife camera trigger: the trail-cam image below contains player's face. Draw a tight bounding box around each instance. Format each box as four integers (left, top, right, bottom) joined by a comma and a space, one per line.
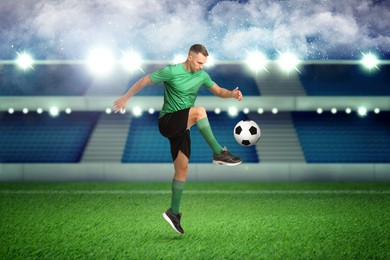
188, 53, 207, 72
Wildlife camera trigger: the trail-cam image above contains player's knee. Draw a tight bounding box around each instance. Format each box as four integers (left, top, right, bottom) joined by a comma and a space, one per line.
196, 107, 207, 120
179, 164, 188, 173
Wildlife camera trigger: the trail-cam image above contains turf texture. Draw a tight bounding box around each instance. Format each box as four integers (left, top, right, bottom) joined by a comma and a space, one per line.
1, 182, 389, 259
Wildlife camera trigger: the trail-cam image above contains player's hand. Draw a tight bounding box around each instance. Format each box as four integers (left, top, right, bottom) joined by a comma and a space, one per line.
232, 87, 243, 101
113, 96, 128, 113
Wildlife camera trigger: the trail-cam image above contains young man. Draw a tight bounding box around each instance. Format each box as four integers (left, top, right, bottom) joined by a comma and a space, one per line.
113, 44, 243, 234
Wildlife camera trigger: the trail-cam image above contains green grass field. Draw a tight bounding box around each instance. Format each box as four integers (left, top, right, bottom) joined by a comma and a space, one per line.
1, 182, 390, 259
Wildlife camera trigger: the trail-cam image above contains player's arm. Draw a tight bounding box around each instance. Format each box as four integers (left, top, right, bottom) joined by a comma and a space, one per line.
208, 83, 243, 101
113, 75, 153, 113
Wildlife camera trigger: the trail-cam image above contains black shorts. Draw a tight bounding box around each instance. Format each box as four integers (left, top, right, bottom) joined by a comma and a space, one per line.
158, 108, 191, 161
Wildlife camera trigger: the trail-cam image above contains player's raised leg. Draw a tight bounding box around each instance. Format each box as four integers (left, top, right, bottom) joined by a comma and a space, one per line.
188, 107, 242, 166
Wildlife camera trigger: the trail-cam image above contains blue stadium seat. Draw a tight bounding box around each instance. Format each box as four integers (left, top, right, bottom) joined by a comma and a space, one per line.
0, 112, 100, 162
292, 111, 390, 163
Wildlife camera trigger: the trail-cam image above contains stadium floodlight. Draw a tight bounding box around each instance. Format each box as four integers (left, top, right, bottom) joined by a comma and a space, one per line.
16, 52, 34, 70
361, 52, 379, 70
49, 106, 59, 117
374, 108, 380, 114
331, 108, 337, 114
87, 48, 115, 75
214, 108, 221, 114
277, 51, 300, 73
345, 108, 352, 114
132, 107, 142, 117
257, 108, 264, 114
37, 108, 43, 114
105, 108, 112, 114
245, 51, 268, 72
243, 108, 250, 114
22, 108, 28, 114
8, 108, 14, 114
357, 107, 367, 117
65, 108, 72, 114
317, 108, 323, 114
272, 108, 278, 114
228, 107, 238, 117
122, 51, 142, 72
173, 54, 186, 64
148, 108, 155, 114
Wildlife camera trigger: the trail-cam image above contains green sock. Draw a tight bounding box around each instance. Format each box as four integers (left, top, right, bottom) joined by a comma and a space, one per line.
170, 179, 186, 215
196, 117, 223, 154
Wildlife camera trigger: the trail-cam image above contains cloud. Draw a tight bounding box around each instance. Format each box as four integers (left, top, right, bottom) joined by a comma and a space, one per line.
0, 0, 389, 60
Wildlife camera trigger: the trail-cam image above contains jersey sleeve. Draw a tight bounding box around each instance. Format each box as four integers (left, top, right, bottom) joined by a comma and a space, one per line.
149, 65, 173, 84
203, 71, 215, 89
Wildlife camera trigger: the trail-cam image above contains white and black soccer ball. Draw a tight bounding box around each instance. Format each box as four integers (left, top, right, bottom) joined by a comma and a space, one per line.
233, 120, 261, 146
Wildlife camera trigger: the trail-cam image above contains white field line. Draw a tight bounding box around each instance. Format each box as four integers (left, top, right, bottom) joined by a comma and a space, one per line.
0, 190, 390, 195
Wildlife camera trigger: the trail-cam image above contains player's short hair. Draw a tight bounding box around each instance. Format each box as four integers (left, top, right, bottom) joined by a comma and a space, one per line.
189, 44, 209, 57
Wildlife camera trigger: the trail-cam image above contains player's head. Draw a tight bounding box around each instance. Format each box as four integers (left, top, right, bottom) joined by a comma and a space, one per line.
187, 44, 208, 72
189, 44, 209, 57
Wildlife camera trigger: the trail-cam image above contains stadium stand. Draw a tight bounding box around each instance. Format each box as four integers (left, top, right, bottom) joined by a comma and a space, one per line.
299, 65, 390, 96
248, 112, 305, 162
122, 112, 259, 163
0, 112, 100, 162
0, 64, 389, 165
253, 63, 306, 96
292, 111, 390, 163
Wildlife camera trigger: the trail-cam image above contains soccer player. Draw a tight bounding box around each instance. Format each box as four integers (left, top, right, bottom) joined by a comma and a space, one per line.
113, 44, 243, 234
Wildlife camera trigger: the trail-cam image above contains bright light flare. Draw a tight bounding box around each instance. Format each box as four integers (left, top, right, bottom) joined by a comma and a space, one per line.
277, 52, 300, 72
87, 48, 115, 75
132, 107, 142, 117
122, 51, 142, 72
173, 54, 186, 64
358, 107, 367, 117
205, 55, 216, 68
49, 106, 59, 117
228, 107, 238, 117
361, 52, 379, 70
245, 51, 268, 72
16, 52, 34, 70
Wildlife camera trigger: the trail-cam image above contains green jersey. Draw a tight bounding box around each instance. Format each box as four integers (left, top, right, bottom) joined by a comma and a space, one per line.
149, 63, 215, 118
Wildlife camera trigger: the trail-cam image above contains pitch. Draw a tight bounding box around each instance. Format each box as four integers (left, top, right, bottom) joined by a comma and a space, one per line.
1, 182, 389, 259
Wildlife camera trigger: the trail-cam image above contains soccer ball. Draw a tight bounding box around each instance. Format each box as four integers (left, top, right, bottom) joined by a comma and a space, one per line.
233, 120, 261, 146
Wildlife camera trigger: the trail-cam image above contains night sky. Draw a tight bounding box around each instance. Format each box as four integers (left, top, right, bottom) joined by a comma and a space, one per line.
1, 0, 389, 60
